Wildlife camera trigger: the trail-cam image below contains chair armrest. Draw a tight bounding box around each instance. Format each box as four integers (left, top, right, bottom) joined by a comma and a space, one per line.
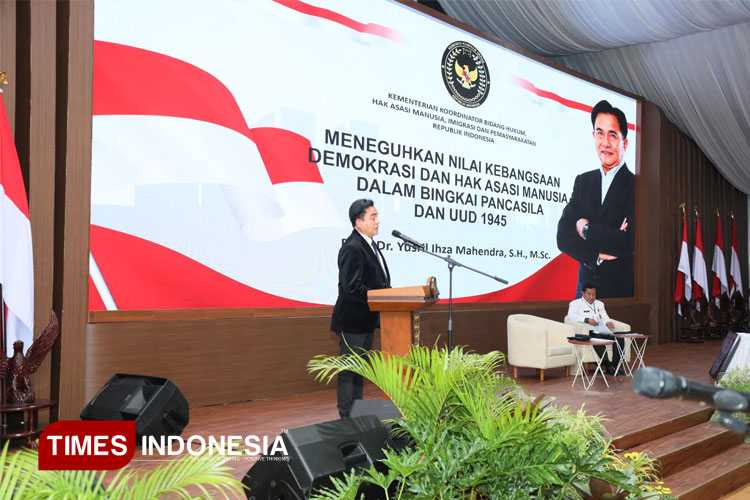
611, 319, 630, 332
546, 322, 576, 345
564, 316, 590, 335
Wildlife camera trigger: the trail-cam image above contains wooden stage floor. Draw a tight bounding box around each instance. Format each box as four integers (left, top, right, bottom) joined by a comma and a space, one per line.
139, 339, 725, 492
509, 339, 720, 441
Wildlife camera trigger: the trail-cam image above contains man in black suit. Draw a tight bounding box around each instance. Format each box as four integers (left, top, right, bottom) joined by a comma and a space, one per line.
557, 100, 634, 299
331, 199, 390, 418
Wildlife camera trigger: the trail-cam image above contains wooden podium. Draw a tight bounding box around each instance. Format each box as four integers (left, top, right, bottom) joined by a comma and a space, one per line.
367, 278, 439, 357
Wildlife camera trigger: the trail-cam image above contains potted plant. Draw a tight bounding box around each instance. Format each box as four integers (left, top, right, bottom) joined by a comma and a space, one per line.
308, 344, 666, 499
0, 440, 245, 499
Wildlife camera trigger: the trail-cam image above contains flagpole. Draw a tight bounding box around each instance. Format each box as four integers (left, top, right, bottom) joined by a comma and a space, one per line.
0, 73, 7, 361
1, 284, 5, 406
0, 74, 7, 420
1, 284, 6, 434
675, 203, 688, 326
0, 285, 4, 355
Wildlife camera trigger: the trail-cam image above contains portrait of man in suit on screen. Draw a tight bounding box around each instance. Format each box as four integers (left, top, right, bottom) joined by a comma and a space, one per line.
557, 100, 635, 299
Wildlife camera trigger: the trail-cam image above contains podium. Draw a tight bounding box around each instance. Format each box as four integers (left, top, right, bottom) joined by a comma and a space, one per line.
367, 279, 439, 357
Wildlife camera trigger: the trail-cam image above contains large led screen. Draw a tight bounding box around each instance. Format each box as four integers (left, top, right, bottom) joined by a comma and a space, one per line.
89, 0, 639, 310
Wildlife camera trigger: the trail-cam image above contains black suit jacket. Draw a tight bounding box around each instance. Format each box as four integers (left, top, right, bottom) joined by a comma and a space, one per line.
330, 230, 391, 333
557, 164, 635, 299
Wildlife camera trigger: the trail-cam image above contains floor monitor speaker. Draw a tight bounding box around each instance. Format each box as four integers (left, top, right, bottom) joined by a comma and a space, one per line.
243, 415, 389, 500
350, 399, 410, 453
80, 373, 189, 440
350, 399, 401, 420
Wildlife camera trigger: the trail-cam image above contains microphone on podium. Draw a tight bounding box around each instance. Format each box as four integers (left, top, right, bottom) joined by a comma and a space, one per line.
392, 230, 425, 249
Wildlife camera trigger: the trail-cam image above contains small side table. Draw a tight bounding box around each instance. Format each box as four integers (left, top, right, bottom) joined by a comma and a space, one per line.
568, 339, 615, 390
612, 333, 649, 377
0, 399, 57, 449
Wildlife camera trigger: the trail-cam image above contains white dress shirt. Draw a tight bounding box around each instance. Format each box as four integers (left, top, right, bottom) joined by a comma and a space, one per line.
600, 161, 624, 204
567, 298, 610, 325
357, 230, 387, 276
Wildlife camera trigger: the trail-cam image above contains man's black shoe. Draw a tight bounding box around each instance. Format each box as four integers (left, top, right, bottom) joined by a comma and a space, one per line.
606, 365, 625, 376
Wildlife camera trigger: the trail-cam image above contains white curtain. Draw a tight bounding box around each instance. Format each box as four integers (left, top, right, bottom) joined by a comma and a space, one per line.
438, 0, 750, 194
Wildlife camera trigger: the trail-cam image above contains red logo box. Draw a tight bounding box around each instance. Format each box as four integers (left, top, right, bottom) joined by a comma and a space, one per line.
39, 420, 136, 470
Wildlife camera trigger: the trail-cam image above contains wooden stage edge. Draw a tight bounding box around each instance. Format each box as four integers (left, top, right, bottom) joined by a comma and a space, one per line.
159, 340, 728, 490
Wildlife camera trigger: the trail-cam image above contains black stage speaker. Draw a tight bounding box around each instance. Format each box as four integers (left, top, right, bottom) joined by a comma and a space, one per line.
80, 373, 189, 440
350, 399, 411, 453
243, 415, 390, 500
350, 399, 401, 420
710, 331, 740, 380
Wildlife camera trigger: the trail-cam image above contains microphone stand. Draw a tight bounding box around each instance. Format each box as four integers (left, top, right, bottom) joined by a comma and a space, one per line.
714, 388, 750, 435
401, 241, 507, 349
716, 411, 750, 435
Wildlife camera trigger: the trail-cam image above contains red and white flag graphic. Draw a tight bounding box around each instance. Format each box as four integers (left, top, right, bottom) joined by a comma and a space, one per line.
89, 41, 346, 309
692, 214, 709, 306
674, 214, 691, 315
711, 213, 728, 305
730, 217, 744, 297
0, 93, 34, 355
92, 41, 342, 240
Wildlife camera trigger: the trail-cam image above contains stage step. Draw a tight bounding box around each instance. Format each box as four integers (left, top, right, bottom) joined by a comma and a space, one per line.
611, 407, 713, 450
721, 483, 750, 499
627, 421, 744, 477
662, 443, 750, 500
611, 407, 750, 499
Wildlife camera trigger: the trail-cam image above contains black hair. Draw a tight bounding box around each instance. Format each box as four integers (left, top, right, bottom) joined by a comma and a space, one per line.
582, 283, 597, 293
348, 199, 374, 226
591, 100, 628, 139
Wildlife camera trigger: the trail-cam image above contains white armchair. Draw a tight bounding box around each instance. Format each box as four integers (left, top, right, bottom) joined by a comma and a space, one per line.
563, 316, 632, 368
507, 314, 576, 381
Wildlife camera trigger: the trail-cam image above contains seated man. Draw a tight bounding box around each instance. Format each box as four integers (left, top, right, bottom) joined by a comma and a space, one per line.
567, 283, 625, 375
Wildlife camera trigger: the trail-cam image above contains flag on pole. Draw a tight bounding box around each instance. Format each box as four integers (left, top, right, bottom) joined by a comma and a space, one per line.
692, 213, 709, 308
0, 92, 34, 356
674, 212, 692, 315
711, 213, 728, 306
730, 216, 744, 297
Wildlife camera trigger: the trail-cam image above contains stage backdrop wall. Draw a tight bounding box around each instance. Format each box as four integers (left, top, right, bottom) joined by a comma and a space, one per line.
1, 0, 747, 416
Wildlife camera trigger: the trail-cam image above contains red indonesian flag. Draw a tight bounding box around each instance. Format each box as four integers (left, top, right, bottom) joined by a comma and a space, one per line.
711, 214, 729, 303
692, 215, 709, 303
0, 93, 34, 355
674, 214, 692, 314
730, 217, 744, 297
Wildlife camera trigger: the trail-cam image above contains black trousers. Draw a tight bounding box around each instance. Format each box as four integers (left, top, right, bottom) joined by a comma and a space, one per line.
336, 330, 374, 418
590, 332, 625, 367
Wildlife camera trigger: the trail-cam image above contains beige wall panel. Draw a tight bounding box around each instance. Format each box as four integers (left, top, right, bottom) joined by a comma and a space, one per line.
0, 0, 16, 129
51, 0, 94, 420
